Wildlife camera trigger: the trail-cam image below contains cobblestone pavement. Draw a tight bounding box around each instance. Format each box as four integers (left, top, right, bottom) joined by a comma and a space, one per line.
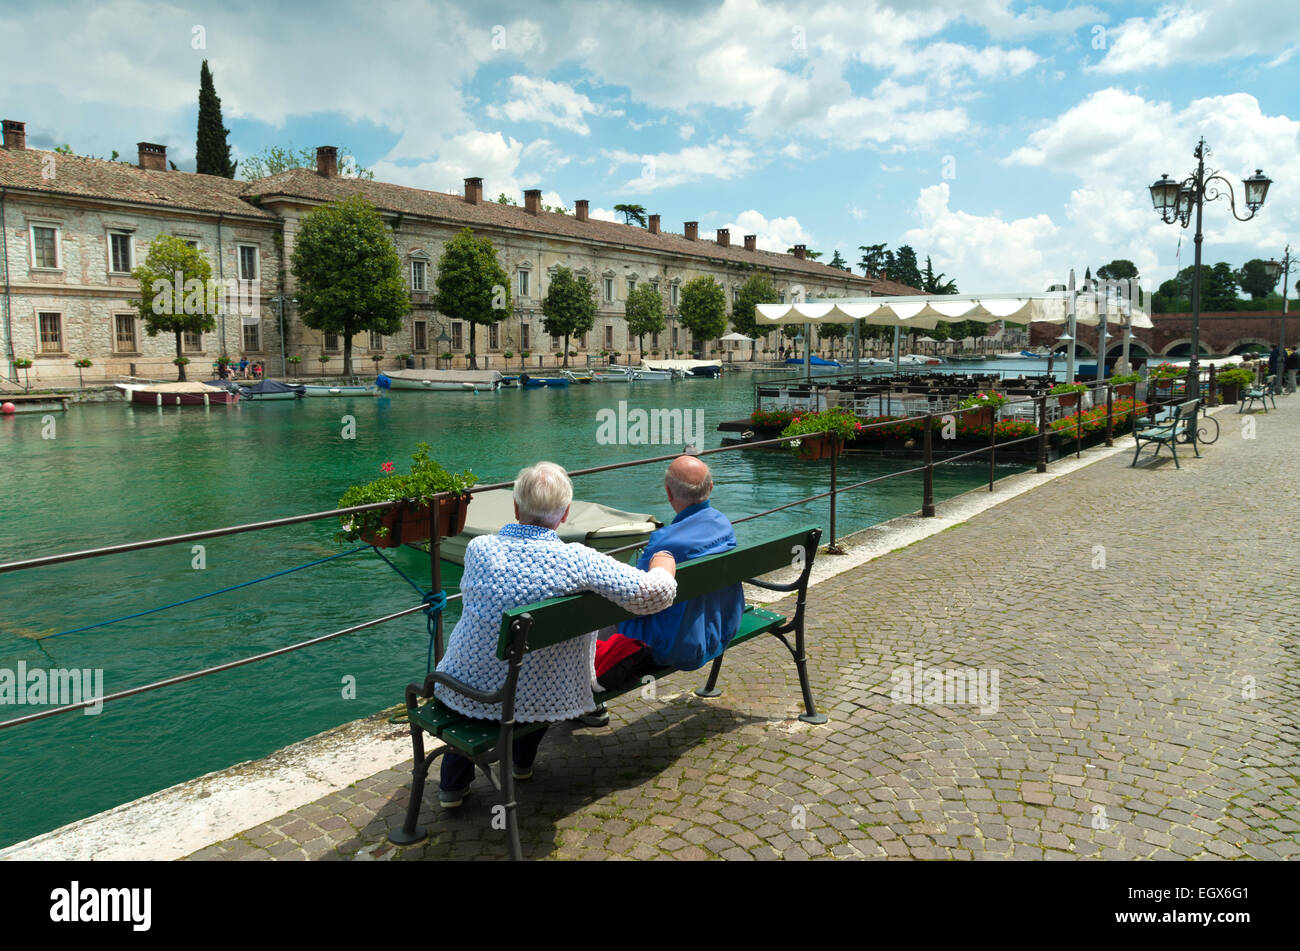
190, 403, 1300, 860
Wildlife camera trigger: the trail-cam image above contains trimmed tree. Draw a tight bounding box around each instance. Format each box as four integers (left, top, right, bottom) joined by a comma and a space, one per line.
678, 275, 728, 356
291, 195, 410, 377
613, 204, 648, 227
433, 228, 510, 370
130, 235, 219, 380
240, 145, 374, 180
624, 284, 665, 359
731, 272, 779, 338
541, 266, 596, 368
196, 60, 237, 178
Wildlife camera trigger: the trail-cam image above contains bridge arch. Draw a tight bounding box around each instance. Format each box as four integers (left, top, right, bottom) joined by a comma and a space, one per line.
1106, 341, 1153, 358
1227, 337, 1272, 355
1161, 338, 1212, 358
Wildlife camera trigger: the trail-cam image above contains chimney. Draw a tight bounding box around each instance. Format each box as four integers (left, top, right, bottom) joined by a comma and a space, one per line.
648, 214, 660, 235
744, 234, 756, 251
684, 221, 698, 241
716, 228, 730, 248
315, 146, 338, 178
2, 120, 26, 151
575, 199, 589, 222
137, 142, 167, 171
524, 189, 542, 215
792, 244, 807, 260
463, 177, 483, 204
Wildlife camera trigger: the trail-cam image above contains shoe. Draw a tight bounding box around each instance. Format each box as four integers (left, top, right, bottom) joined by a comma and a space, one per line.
571, 704, 609, 728
512, 765, 533, 781
438, 785, 470, 808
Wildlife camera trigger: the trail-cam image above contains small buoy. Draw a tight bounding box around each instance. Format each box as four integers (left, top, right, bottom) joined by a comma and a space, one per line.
1, 402, 14, 415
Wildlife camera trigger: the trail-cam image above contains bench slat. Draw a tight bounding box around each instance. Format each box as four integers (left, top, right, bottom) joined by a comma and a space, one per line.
495, 525, 819, 659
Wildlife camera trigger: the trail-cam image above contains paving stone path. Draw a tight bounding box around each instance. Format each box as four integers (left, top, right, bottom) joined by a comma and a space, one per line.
189, 402, 1300, 860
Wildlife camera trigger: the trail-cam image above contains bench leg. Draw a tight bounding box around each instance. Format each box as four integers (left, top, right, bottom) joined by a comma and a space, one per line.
694, 655, 724, 698
1131, 439, 1143, 467
790, 627, 828, 725
1168, 438, 1180, 469
390, 726, 441, 846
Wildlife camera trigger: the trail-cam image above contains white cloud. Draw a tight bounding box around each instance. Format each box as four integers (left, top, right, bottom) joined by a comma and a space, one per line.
486, 76, 615, 135
589, 206, 621, 223
371, 129, 526, 198
603, 142, 758, 192
1090, 1, 1300, 74
679, 124, 695, 140
881, 163, 904, 172
903, 183, 1061, 290
718, 209, 814, 253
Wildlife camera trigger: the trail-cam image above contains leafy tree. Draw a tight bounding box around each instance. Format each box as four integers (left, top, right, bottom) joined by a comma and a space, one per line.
921, 256, 958, 294
786, 247, 823, 260
731, 272, 779, 338
1237, 258, 1275, 299
495, 193, 518, 205
541, 266, 596, 367
891, 245, 923, 290
1096, 259, 1139, 283
828, 249, 849, 271
1202, 262, 1240, 311
542, 201, 569, 214
624, 284, 665, 357
858, 243, 890, 275
613, 203, 648, 227
130, 235, 218, 381
678, 276, 728, 354
818, 321, 848, 356
240, 144, 373, 180
291, 195, 410, 376
433, 228, 511, 369
196, 60, 237, 178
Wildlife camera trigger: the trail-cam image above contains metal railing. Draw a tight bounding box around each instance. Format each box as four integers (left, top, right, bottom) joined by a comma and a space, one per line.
0, 370, 1221, 729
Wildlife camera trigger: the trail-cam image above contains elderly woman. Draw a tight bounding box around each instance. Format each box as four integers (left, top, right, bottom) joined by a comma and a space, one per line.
434, 461, 677, 805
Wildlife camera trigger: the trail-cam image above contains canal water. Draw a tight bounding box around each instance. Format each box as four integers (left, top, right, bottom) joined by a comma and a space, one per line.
0, 367, 1027, 847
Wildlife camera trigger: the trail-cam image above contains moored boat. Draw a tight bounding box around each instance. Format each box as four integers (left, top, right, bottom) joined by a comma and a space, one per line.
237, 379, 306, 401
521, 374, 570, 387
127, 381, 240, 406
301, 383, 379, 397
378, 370, 502, 392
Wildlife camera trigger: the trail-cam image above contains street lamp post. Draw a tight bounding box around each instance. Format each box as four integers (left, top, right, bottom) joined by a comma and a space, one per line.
1149, 139, 1271, 403
1263, 248, 1296, 394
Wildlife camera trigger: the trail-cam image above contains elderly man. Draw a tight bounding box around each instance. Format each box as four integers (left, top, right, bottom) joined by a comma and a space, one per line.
434, 461, 678, 806
591, 455, 744, 696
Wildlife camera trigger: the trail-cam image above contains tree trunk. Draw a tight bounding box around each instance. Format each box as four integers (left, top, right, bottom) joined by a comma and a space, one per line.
563, 334, 570, 368
343, 334, 353, 377
469, 322, 478, 370
175, 333, 186, 381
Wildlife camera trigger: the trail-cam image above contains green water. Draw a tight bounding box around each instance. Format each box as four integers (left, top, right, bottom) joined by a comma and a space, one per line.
0, 372, 1022, 846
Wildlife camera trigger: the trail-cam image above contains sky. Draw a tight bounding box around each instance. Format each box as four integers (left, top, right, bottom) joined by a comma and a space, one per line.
3, 0, 1299, 295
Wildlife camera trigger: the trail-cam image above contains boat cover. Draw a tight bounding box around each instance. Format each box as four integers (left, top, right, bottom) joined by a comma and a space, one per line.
436, 489, 660, 564
785, 355, 841, 367
240, 379, 305, 395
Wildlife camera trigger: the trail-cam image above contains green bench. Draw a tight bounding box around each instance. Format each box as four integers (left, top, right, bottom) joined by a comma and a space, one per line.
1131, 398, 1200, 469
1239, 375, 1277, 414
388, 524, 825, 859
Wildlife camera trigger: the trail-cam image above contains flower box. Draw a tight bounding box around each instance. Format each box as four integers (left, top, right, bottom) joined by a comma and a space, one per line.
1113, 383, 1136, 400
359, 495, 471, 548
793, 435, 841, 460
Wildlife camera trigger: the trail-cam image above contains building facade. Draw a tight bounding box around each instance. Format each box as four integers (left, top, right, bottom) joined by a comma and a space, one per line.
2, 122, 875, 387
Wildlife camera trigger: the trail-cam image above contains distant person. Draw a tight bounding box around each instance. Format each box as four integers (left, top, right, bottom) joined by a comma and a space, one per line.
590, 455, 743, 704
1285, 347, 1299, 395
253, 362, 263, 379
239, 357, 249, 379
1268, 345, 1281, 393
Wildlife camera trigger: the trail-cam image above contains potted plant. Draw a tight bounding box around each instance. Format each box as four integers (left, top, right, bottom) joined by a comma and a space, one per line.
1214, 367, 1253, 405
396, 352, 413, 369
74, 357, 92, 387
1108, 372, 1140, 400
780, 408, 861, 460
336, 443, 477, 548
958, 391, 1009, 428
13, 357, 33, 389
1049, 381, 1089, 409
317, 354, 331, 376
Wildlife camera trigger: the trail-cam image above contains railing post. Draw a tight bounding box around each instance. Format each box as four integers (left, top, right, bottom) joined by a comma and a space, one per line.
1036, 394, 1048, 473
988, 406, 996, 491
922, 412, 935, 517
1208, 364, 1218, 407
827, 432, 844, 554
1105, 383, 1114, 447
429, 506, 445, 665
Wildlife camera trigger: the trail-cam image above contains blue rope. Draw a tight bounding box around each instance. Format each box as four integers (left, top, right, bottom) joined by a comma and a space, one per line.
366, 544, 429, 596
43, 547, 370, 640
423, 589, 448, 673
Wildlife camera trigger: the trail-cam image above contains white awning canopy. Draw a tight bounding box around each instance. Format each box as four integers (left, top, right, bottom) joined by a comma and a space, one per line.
756, 292, 1153, 330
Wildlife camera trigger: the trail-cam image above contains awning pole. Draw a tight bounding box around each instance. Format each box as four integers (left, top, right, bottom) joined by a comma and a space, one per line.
805, 322, 812, 385
892, 326, 901, 373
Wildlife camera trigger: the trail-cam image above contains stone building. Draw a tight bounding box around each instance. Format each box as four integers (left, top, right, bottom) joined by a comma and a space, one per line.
2, 121, 875, 387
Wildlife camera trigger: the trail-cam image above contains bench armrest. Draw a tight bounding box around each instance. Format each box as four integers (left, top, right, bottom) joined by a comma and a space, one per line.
405, 671, 505, 709
746, 576, 804, 593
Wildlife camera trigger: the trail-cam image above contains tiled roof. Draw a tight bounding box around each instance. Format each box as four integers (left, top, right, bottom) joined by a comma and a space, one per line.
245, 169, 875, 285
0, 146, 276, 219
868, 276, 929, 296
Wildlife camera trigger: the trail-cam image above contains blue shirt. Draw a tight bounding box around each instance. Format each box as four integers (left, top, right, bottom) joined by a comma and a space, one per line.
616, 501, 744, 670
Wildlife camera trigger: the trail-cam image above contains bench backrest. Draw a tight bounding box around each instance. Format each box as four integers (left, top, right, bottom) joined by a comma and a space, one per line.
495, 524, 821, 659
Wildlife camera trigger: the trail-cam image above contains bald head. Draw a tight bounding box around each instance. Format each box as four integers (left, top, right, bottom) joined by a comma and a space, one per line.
665, 455, 713, 512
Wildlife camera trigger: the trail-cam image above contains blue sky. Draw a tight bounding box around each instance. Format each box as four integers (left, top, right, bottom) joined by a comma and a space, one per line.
3, 0, 1299, 293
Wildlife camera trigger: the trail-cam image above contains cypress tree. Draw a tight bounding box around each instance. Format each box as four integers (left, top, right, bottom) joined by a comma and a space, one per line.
196, 60, 237, 178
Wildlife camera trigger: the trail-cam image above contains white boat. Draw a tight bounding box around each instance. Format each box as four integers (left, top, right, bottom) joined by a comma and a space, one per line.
302, 383, 379, 397
995, 351, 1030, 360
897, 354, 943, 366
629, 368, 677, 381
641, 358, 720, 378
378, 370, 502, 392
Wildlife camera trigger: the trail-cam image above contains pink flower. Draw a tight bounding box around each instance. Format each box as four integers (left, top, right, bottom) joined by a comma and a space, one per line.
381, 461, 394, 473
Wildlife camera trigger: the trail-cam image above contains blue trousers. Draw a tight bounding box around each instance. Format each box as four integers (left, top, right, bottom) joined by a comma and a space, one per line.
440, 726, 548, 791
